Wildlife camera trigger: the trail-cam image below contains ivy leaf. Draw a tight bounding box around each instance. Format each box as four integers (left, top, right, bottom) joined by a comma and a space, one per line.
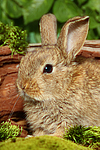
97, 27, 100, 37
0, 3, 12, 25
77, 0, 87, 6
85, 9, 100, 29
22, 0, 54, 25
29, 32, 41, 43
14, 0, 33, 7
1, 0, 22, 18
53, 0, 83, 23
0, 2, 2, 20
89, 16, 100, 29
82, 0, 100, 13
87, 29, 98, 40
0, 11, 13, 25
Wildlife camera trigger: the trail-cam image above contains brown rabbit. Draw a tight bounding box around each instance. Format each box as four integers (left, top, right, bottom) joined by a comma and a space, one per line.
17, 14, 100, 136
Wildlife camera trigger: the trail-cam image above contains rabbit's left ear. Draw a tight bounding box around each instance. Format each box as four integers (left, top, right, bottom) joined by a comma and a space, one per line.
57, 16, 89, 64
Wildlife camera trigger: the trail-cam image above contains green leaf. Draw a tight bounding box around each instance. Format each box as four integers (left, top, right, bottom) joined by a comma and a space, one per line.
29, 32, 41, 43
87, 29, 98, 40
35, 32, 41, 43
0, 10, 13, 24
0, 1, 2, 20
89, 17, 100, 29
97, 27, 100, 37
85, 9, 100, 29
14, 0, 33, 7
82, 0, 100, 13
77, 0, 87, 6
1, 0, 22, 18
22, 0, 54, 25
0, 0, 12, 24
96, 15, 100, 22
53, 0, 83, 23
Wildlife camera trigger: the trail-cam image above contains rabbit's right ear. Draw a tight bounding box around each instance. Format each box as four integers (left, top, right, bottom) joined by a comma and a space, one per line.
57, 16, 89, 64
40, 14, 57, 46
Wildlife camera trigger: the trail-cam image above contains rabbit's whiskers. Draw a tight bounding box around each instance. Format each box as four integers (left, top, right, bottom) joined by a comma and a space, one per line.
8, 95, 20, 119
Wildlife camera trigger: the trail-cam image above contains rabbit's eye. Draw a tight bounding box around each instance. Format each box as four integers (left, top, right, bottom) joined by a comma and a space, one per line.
43, 64, 53, 73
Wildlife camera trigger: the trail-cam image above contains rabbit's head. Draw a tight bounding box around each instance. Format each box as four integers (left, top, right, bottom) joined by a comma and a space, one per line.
17, 14, 89, 103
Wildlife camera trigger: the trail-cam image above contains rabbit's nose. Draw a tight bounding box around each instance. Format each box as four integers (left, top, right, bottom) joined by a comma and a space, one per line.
22, 82, 29, 90
21, 84, 25, 90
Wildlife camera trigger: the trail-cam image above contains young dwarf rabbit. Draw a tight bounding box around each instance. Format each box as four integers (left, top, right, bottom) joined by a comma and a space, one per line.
17, 14, 100, 136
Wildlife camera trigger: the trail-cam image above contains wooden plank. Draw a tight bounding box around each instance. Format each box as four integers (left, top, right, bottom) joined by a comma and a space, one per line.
28, 40, 100, 58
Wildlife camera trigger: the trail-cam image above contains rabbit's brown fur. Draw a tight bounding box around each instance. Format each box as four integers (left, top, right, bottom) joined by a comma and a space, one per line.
17, 14, 100, 136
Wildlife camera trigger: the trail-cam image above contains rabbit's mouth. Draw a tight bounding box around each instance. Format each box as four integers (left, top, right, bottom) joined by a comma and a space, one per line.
16, 81, 37, 102
16, 81, 42, 104
24, 93, 40, 103
20, 88, 41, 103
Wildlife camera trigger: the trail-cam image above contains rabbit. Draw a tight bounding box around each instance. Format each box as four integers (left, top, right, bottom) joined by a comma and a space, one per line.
16, 14, 100, 137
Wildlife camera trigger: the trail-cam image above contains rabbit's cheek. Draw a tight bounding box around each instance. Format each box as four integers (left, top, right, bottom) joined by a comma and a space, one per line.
16, 81, 25, 98
19, 89, 25, 98
23, 79, 41, 98
17, 78, 31, 97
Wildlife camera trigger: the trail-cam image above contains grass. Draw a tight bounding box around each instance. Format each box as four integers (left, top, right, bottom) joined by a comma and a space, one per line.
63, 125, 100, 149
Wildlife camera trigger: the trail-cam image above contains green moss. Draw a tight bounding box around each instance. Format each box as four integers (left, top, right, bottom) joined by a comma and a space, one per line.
0, 136, 91, 150
63, 125, 100, 148
91, 142, 100, 149
0, 22, 28, 55
0, 120, 22, 141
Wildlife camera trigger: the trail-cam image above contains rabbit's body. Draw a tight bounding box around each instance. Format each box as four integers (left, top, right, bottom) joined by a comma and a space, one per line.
17, 14, 100, 136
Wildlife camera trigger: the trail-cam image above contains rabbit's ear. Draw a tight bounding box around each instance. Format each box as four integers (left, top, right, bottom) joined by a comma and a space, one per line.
57, 16, 89, 64
40, 14, 57, 46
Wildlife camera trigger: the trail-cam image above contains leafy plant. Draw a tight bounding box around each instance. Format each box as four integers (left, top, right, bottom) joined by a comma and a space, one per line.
63, 125, 100, 148
0, 119, 22, 141
0, 0, 54, 25
0, 21, 28, 55
0, 0, 100, 43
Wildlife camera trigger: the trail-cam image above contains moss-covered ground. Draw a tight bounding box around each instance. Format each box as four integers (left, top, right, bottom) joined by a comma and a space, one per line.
0, 135, 91, 150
